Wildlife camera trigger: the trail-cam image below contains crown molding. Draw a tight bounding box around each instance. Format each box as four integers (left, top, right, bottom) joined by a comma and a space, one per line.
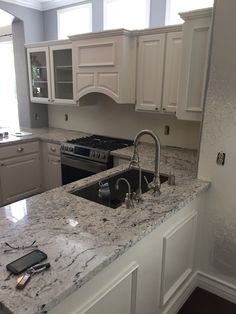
42, 0, 85, 11
0, 0, 86, 11
1, 0, 42, 10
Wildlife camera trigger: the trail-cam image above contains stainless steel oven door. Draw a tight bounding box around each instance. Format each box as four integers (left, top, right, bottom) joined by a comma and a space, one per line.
61, 154, 108, 185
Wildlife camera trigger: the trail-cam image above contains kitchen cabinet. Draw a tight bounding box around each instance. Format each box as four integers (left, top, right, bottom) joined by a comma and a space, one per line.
0, 141, 41, 206
49, 198, 200, 314
136, 27, 182, 113
176, 8, 213, 121
42, 142, 62, 191
70, 30, 137, 104
26, 41, 75, 105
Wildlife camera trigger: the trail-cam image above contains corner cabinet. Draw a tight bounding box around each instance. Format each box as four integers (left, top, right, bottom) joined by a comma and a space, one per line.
176, 8, 213, 121
70, 30, 137, 104
136, 27, 183, 113
26, 41, 75, 105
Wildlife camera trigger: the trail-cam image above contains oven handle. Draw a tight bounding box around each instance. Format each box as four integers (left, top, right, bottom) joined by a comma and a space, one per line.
61, 154, 108, 173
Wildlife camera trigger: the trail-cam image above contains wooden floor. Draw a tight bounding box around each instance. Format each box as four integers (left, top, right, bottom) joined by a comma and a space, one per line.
178, 287, 236, 314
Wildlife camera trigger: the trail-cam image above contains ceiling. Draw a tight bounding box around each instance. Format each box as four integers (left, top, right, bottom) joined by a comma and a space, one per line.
0, 0, 85, 11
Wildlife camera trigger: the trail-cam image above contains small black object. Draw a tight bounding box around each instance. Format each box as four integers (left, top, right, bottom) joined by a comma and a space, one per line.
216, 152, 226, 165
6, 249, 47, 275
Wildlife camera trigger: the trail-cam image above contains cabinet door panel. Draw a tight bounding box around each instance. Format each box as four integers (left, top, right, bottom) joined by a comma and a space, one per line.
27, 47, 51, 103
136, 34, 165, 111
47, 155, 62, 189
160, 211, 197, 305
176, 11, 212, 121
162, 32, 182, 113
50, 44, 74, 104
0, 154, 41, 205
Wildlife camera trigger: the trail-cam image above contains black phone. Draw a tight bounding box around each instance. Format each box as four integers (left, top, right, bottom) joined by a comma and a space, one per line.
6, 249, 47, 275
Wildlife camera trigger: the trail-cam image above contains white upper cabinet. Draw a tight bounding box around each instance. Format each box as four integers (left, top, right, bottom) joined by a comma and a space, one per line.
176, 8, 213, 121
136, 27, 183, 113
70, 30, 137, 104
162, 32, 183, 113
26, 41, 75, 105
136, 33, 165, 112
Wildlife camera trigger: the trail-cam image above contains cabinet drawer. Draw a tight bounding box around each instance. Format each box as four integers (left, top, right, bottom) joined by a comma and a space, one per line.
46, 143, 61, 156
0, 141, 39, 159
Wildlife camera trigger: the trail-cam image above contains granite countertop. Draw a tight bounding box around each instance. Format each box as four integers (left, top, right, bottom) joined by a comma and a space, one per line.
0, 134, 210, 314
0, 127, 90, 147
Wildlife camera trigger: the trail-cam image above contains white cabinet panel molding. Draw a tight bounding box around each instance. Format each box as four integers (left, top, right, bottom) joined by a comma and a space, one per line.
160, 211, 198, 306
76, 42, 116, 67
73, 263, 138, 314
77, 73, 95, 94
97, 72, 119, 96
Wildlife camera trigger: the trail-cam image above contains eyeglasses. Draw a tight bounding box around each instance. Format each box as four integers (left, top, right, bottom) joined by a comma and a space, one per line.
4, 240, 38, 253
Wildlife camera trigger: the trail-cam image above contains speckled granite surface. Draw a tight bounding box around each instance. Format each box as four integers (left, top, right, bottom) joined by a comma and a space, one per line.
0, 135, 210, 314
0, 127, 90, 146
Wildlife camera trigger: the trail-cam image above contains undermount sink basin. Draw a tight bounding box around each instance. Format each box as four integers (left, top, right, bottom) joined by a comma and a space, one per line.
70, 168, 168, 209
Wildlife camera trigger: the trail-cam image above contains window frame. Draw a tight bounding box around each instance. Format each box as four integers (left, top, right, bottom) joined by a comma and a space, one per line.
103, 0, 151, 31
57, 2, 92, 39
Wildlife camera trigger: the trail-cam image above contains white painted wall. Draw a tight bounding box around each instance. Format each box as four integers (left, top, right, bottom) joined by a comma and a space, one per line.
198, 0, 236, 287
48, 94, 200, 149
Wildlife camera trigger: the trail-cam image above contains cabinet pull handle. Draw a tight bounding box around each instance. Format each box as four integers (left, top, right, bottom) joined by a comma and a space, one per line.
50, 147, 56, 152
17, 147, 24, 152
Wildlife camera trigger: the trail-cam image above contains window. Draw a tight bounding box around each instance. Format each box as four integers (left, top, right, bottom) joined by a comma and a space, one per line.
57, 3, 92, 39
103, 0, 150, 30
0, 38, 19, 129
166, 0, 214, 25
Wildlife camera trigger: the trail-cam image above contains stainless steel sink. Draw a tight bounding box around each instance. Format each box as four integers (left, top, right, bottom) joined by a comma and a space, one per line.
70, 168, 168, 209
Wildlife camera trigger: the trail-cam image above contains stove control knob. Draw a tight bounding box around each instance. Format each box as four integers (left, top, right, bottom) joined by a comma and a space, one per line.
91, 151, 95, 158
101, 153, 105, 160
97, 153, 100, 159
70, 147, 73, 152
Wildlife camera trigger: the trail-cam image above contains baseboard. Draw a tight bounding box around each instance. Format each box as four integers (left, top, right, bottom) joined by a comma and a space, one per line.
197, 271, 236, 304
161, 271, 236, 314
162, 272, 198, 314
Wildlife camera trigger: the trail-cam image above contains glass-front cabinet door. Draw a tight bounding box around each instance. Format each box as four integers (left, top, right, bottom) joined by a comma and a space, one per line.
27, 47, 51, 103
50, 44, 74, 104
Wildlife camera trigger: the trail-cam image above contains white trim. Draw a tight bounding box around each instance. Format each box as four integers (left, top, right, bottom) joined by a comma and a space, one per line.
162, 271, 236, 314
0, 0, 87, 11
197, 272, 236, 304
0, 0, 42, 10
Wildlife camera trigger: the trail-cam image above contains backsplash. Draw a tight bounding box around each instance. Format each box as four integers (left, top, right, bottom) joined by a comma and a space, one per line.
48, 94, 200, 149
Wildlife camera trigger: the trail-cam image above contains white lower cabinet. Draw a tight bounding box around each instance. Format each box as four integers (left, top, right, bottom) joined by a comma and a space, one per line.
0, 141, 41, 205
42, 142, 62, 191
49, 198, 201, 314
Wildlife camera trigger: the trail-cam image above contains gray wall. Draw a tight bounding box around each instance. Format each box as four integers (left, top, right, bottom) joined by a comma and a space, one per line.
0, 1, 48, 128
43, 0, 166, 41
198, 0, 236, 286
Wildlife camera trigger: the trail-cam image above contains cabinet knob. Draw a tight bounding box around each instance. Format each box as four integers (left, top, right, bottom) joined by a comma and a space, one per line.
17, 147, 24, 152
50, 147, 56, 152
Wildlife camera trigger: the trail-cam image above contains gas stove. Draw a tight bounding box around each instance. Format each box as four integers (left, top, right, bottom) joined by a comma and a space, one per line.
61, 135, 133, 163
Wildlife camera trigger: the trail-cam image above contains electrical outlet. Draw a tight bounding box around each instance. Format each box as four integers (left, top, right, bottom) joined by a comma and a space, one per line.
164, 125, 170, 135
64, 114, 69, 122
216, 152, 226, 165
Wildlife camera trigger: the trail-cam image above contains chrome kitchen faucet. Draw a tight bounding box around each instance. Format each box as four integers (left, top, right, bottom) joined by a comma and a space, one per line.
129, 129, 161, 201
